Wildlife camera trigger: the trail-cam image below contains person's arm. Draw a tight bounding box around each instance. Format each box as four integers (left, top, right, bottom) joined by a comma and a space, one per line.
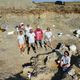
44, 32, 48, 40
17, 38, 19, 46
34, 33, 36, 38
60, 57, 64, 67
24, 37, 26, 44
50, 32, 53, 39
34, 31, 36, 39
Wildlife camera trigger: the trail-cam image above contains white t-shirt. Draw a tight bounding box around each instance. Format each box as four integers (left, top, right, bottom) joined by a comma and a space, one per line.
17, 35, 25, 44
27, 32, 35, 44
44, 31, 52, 42
61, 56, 71, 67
25, 26, 32, 33
16, 28, 19, 32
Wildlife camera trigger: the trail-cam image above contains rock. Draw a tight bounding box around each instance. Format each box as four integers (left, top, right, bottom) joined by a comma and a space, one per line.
68, 69, 75, 76
7, 31, 14, 35
53, 24, 55, 27
76, 34, 80, 38
77, 29, 80, 34
69, 44, 77, 56
62, 74, 72, 80
57, 32, 63, 37
73, 29, 80, 38
23, 67, 33, 75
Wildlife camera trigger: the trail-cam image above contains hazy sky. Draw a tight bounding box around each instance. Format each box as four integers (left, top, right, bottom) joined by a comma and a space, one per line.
32, 0, 80, 2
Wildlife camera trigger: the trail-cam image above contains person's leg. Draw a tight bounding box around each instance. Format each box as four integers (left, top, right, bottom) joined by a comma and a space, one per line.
22, 44, 26, 52
26, 37, 29, 47
39, 40, 42, 48
44, 41, 47, 50
42, 40, 44, 48
46, 41, 52, 49
20, 48, 23, 54
35, 40, 39, 48
19, 44, 23, 54
27, 44, 31, 54
63, 67, 71, 74
31, 43, 36, 53
35, 40, 37, 48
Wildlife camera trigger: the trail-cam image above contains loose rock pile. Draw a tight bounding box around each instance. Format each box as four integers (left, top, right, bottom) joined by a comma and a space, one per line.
73, 29, 80, 38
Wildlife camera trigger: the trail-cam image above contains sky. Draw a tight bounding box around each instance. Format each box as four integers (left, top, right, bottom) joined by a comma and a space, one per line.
32, 0, 80, 2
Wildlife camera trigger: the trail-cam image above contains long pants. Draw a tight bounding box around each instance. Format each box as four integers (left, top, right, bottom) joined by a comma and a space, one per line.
27, 43, 36, 54
35, 40, 43, 48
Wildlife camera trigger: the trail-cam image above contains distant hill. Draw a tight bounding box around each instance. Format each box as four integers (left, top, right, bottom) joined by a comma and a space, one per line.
0, 0, 35, 8
0, 0, 80, 14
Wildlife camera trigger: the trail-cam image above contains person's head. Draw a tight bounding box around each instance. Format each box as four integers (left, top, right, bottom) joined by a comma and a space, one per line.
36, 26, 41, 30
20, 22, 24, 26
27, 24, 30, 27
30, 29, 33, 33
47, 27, 50, 31
19, 31, 23, 35
15, 26, 18, 29
64, 51, 69, 57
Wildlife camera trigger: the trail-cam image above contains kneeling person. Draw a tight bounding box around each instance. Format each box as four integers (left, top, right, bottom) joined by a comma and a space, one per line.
59, 51, 71, 73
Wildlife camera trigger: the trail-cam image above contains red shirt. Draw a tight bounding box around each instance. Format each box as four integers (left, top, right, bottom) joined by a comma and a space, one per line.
35, 28, 43, 40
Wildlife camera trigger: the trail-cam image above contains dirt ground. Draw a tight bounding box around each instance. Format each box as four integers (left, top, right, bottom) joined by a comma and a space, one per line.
0, 12, 80, 80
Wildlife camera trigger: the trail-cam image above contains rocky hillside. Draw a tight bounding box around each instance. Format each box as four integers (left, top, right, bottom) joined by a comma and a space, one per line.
0, 1, 80, 15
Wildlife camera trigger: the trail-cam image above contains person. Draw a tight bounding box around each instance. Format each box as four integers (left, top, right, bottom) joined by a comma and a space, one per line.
25, 24, 32, 33
17, 31, 26, 54
34, 26, 43, 48
25, 24, 32, 46
44, 27, 53, 50
27, 29, 36, 54
58, 51, 71, 73
15, 26, 19, 34
18, 23, 26, 37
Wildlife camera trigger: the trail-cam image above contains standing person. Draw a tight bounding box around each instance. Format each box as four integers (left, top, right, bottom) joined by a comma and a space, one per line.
25, 24, 32, 45
44, 27, 53, 50
17, 31, 26, 54
27, 29, 36, 54
34, 26, 43, 48
15, 26, 19, 34
25, 24, 32, 33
